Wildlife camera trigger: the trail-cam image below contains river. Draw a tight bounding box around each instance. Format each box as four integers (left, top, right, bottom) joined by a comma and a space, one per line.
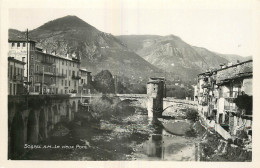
21, 99, 202, 161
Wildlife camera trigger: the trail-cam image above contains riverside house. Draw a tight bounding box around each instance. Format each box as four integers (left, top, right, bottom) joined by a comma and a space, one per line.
195, 60, 253, 144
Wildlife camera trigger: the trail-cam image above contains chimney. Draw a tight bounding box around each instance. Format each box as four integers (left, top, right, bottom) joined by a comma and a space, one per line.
220, 63, 226, 69
51, 51, 56, 55
227, 62, 233, 67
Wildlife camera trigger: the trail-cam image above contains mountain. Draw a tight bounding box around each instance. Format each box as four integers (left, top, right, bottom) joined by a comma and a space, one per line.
118, 35, 226, 80
215, 53, 252, 63
118, 35, 250, 81
9, 16, 160, 82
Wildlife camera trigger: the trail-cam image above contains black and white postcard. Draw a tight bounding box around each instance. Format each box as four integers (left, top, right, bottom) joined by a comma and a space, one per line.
1, 0, 260, 168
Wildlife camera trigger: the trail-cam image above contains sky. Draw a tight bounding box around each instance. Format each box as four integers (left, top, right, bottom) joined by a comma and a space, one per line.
7, 0, 259, 57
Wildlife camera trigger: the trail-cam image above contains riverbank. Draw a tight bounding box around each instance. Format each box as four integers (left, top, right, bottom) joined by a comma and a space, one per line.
20, 98, 205, 160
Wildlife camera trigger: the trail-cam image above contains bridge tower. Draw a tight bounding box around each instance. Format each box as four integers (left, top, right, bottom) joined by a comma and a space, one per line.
147, 77, 165, 117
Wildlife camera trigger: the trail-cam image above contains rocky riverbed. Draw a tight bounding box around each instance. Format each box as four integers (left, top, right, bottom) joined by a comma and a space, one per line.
20, 98, 205, 160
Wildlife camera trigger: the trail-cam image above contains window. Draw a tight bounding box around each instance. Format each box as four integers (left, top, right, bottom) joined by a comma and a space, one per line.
11, 43, 15, 48
10, 66, 13, 79
62, 69, 64, 75
70, 62, 71, 66
65, 80, 67, 86
49, 66, 51, 72
23, 42, 26, 47
53, 67, 55, 74
62, 61, 64, 65
73, 63, 74, 67
61, 80, 63, 86
10, 84, 12, 95
36, 65, 39, 72
17, 43, 20, 47
31, 55, 34, 61
36, 76, 39, 82
69, 70, 71, 76
66, 70, 67, 76
69, 80, 70, 86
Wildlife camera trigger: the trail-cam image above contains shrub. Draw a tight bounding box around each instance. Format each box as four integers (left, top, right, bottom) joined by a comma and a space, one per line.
234, 94, 252, 115
185, 108, 198, 121
90, 97, 114, 120
185, 129, 197, 137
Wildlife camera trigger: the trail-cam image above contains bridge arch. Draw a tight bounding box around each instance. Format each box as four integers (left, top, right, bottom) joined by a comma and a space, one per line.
52, 105, 59, 124
10, 111, 25, 158
66, 103, 71, 121
48, 107, 54, 131
84, 99, 89, 103
78, 100, 81, 112
72, 101, 76, 120
27, 110, 38, 144
39, 108, 47, 140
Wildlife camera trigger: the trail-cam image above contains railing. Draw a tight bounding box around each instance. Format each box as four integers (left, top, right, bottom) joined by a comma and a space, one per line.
35, 71, 55, 76
56, 73, 66, 78
72, 75, 81, 80
41, 60, 54, 65
13, 75, 23, 82
223, 91, 241, 99
224, 105, 238, 112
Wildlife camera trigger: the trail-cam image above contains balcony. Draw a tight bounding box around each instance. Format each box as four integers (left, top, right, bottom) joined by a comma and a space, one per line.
201, 82, 211, 89
41, 60, 54, 65
224, 105, 238, 112
72, 74, 81, 80
12, 75, 23, 82
35, 71, 55, 76
56, 73, 66, 78
223, 91, 241, 99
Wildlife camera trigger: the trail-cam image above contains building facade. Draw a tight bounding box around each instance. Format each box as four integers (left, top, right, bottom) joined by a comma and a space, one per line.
9, 38, 84, 95
8, 39, 36, 79
28, 49, 81, 94
78, 68, 94, 94
195, 60, 253, 141
8, 57, 26, 95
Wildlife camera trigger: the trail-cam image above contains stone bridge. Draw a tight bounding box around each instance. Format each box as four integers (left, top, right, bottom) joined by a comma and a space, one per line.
8, 93, 149, 157
8, 94, 94, 158
8, 93, 168, 158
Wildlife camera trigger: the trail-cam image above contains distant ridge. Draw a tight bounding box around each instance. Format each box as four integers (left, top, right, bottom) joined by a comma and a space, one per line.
9, 15, 251, 82
9, 15, 161, 82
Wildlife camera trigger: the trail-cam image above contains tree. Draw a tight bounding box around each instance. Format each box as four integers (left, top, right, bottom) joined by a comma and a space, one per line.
93, 70, 115, 93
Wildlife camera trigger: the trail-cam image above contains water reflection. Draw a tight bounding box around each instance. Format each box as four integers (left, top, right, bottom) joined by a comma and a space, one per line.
20, 107, 197, 160
138, 118, 196, 161
143, 118, 164, 159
